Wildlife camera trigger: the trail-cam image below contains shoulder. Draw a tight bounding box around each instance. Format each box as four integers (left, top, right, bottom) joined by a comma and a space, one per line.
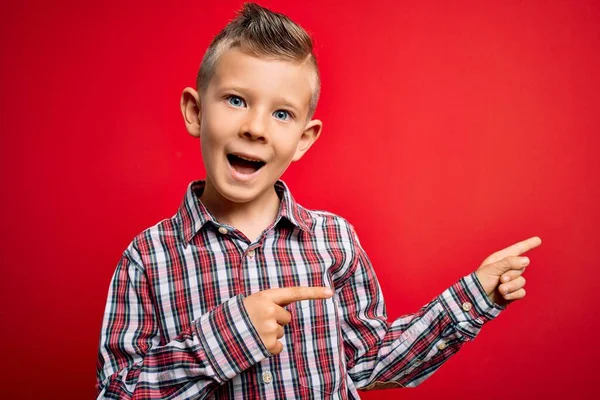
301, 205, 354, 229
298, 205, 359, 246
122, 213, 181, 267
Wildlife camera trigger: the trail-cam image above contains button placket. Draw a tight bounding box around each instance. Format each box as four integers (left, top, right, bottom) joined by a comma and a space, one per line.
262, 371, 273, 384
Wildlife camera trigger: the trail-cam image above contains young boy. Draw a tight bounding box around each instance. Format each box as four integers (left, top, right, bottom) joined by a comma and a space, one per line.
96, 3, 541, 399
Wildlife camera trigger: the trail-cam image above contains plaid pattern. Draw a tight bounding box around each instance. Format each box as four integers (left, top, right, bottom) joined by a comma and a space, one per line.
96, 180, 505, 399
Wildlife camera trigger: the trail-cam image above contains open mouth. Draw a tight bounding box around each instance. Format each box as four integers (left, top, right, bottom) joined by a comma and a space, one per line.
227, 153, 266, 175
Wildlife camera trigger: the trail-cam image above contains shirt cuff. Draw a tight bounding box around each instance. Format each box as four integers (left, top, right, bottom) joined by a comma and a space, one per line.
195, 294, 270, 383
438, 272, 505, 341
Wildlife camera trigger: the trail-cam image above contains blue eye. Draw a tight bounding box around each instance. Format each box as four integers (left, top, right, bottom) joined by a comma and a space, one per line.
227, 95, 246, 108
273, 110, 291, 121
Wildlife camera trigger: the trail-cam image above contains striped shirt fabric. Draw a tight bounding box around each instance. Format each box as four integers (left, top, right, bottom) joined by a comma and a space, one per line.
96, 179, 505, 399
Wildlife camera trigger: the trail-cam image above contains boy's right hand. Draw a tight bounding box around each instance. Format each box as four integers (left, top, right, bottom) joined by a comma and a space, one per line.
243, 287, 334, 355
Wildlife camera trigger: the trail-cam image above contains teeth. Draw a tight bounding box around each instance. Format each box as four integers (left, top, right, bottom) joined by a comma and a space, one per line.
236, 154, 263, 163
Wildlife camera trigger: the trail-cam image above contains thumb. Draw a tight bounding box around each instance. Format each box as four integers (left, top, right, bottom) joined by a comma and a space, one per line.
484, 256, 529, 276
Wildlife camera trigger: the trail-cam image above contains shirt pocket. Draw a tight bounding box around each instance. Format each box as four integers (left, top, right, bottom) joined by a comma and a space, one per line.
290, 298, 343, 396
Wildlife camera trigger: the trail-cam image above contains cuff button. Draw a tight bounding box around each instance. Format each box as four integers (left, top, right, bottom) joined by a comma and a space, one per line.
462, 302, 473, 312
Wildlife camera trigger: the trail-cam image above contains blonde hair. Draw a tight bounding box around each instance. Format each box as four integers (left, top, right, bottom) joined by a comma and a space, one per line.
196, 2, 320, 118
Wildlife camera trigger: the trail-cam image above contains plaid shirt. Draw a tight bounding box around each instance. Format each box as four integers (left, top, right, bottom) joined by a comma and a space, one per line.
96, 180, 505, 399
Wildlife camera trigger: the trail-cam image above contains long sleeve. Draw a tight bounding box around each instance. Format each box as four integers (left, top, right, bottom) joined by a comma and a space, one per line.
338, 226, 505, 390
96, 251, 270, 399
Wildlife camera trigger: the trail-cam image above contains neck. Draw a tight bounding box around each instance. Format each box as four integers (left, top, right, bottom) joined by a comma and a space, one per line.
199, 178, 281, 239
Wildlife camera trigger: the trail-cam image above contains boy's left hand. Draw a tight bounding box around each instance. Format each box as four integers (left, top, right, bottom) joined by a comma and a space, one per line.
474, 236, 542, 307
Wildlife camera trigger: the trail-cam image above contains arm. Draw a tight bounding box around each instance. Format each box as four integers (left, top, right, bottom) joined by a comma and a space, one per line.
96, 250, 270, 399
339, 226, 505, 390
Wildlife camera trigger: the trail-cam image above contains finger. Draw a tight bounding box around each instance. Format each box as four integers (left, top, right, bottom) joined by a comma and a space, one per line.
503, 288, 526, 301
493, 255, 531, 274
265, 286, 333, 306
500, 268, 526, 283
276, 325, 285, 339
485, 236, 542, 264
275, 307, 291, 325
499, 276, 526, 296
271, 340, 283, 355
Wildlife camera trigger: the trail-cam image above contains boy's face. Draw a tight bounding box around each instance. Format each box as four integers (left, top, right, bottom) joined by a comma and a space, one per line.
181, 48, 322, 204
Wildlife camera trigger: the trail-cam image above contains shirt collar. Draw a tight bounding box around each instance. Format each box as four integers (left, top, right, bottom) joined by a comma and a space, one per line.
177, 179, 312, 244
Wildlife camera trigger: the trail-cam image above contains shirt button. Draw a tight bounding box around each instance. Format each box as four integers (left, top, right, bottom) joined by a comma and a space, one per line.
262, 371, 273, 384
218, 227, 228, 235
247, 249, 255, 258
462, 302, 473, 312
437, 341, 448, 350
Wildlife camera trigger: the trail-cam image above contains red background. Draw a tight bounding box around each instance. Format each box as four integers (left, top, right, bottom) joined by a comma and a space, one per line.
1, 0, 598, 398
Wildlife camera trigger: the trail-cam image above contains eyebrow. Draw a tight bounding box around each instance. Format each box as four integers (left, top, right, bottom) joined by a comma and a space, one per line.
275, 98, 302, 113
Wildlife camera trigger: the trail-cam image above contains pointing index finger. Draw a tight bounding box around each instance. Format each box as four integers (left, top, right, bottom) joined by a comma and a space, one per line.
489, 236, 542, 263
266, 286, 333, 307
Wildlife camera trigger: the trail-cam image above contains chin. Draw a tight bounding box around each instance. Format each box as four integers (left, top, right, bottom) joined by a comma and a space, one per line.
215, 179, 266, 204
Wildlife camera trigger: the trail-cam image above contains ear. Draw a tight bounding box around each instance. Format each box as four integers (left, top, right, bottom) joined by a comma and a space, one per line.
292, 119, 323, 162
180, 87, 202, 138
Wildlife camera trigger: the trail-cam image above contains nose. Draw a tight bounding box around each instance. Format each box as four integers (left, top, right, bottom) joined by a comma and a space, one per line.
239, 109, 268, 142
